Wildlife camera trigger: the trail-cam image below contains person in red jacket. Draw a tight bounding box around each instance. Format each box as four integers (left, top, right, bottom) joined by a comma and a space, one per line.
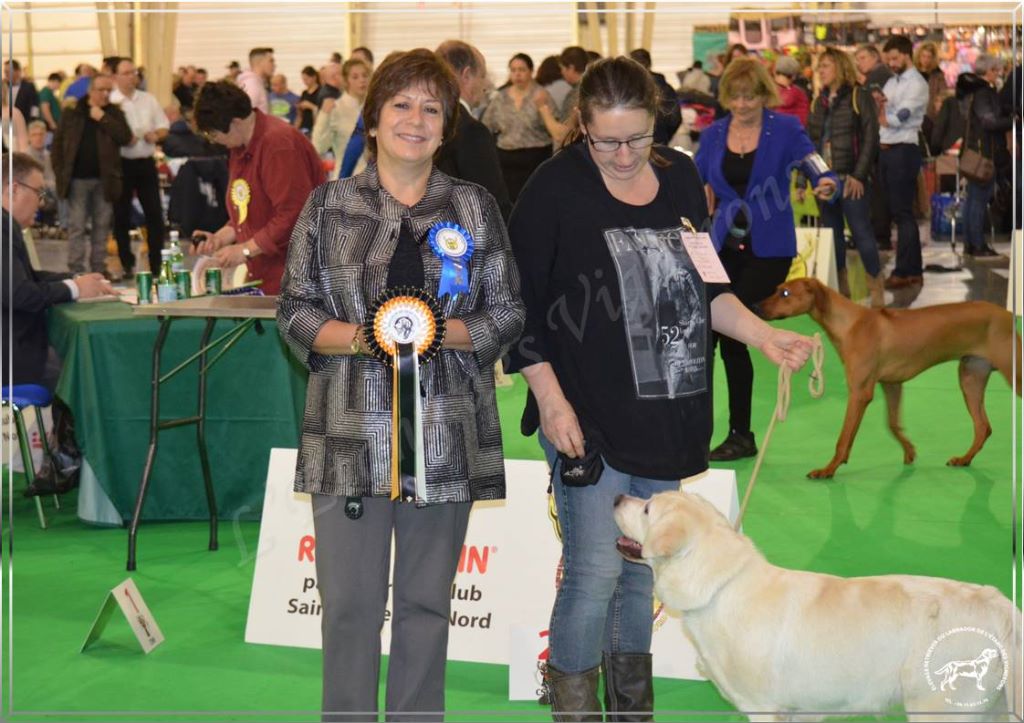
773, 54, 809, 126
192, 81, 324, 294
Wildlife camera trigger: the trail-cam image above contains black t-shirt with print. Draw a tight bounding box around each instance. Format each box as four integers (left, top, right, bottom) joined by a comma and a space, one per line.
508, 142, 730, 480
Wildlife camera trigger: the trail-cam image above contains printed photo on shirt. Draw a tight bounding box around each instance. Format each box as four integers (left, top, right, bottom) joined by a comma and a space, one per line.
604, 226, 707, 400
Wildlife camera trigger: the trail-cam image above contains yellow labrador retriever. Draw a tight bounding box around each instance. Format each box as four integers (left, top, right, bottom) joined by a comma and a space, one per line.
613, 490, 1021, 722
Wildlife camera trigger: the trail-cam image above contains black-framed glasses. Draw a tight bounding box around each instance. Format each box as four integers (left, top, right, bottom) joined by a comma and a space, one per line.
584, 130, 655, 152
201, 128, 226, 144
15, 181, 45, 204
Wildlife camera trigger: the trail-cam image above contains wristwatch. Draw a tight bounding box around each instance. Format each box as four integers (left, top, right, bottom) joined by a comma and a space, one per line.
241, 244, 253, 259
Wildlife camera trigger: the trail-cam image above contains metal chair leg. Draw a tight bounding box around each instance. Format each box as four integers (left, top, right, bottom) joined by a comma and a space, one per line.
10, 405, 46, 529
34, 408, 61, 511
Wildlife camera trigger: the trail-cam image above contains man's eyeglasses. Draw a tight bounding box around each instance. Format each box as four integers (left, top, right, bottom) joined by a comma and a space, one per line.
584, 131, 655, 153
15, 181, 46, 205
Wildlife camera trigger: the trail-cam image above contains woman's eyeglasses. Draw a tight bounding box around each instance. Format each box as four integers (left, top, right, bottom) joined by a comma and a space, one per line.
584, 132, 655, 153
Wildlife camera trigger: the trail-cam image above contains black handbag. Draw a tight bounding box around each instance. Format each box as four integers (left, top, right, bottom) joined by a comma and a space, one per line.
959, 96, 995, 184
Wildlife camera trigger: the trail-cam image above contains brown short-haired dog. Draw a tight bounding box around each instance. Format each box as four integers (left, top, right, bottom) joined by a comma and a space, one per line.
758, 277, 1021, 478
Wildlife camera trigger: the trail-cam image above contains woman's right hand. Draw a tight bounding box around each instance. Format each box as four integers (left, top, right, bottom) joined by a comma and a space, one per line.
538, 395, 585, 459
191, 227, 236, 256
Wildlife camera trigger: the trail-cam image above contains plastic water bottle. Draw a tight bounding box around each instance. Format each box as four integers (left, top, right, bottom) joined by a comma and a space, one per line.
157, 249, 178, 302
169, 230, 185, 273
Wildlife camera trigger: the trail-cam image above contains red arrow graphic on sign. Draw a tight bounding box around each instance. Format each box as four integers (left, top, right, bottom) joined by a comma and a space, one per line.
124, 588, 141, 614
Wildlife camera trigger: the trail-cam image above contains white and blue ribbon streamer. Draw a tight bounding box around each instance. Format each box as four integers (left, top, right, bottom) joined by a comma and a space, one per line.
428, 221, 474, 297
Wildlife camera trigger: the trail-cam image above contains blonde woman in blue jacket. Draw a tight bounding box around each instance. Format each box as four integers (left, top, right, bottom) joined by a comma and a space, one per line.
694, 57, 837, 461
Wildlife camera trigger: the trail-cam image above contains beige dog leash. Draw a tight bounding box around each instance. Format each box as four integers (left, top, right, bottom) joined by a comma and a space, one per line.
734, 333, 826, 531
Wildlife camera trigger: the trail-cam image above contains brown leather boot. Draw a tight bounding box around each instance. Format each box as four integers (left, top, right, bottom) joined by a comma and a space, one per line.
868, 273, 885, 308
546, 663, 602, 722
837, 268, 851, 298
603, 652, 654, 722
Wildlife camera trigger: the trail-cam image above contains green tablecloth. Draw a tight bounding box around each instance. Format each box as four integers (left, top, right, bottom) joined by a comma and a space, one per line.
48, 301, 309, 522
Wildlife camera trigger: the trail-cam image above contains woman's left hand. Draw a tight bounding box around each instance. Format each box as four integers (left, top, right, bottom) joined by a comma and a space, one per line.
213, 243, 248, 269
757, 327, 815, 372
812, 177, 837, 200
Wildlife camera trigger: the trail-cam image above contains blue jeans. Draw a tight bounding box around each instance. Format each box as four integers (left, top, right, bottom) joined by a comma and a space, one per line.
963, 178, 994, 250
819, 184, 882, 277
879, 144, 923, 277
540, 434, 680, 674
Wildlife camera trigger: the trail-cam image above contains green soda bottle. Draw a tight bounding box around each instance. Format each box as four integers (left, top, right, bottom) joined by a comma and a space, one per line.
156, 249, 178, 302
169, 230, 185, 273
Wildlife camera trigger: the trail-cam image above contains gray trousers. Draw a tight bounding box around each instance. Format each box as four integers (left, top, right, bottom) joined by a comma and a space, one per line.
66, 178, 112, 274
311, 495, 471, 722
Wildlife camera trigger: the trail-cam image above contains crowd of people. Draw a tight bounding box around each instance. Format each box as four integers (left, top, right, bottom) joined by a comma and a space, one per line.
2, 37, 1018, 280
3, 31, 1021, 723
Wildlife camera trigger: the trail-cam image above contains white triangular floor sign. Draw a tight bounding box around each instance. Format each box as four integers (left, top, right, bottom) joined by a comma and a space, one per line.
81, 578, 165, 654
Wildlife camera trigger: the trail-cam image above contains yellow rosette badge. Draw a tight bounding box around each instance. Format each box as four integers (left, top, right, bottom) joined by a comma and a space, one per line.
230, 179, 251, 226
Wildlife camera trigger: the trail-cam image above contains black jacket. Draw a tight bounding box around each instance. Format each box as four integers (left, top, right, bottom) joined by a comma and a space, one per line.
929, 95, 964, 155
167, 158, 230, 237
806, 84, 879, 182
1, 209, 73, 386
651, 71, 682, 144
956, 73, 1013, 162
998, 64, 1021, 150
51, 97, 132, 201
436, 107, 513, 222
12, 80, 39, 122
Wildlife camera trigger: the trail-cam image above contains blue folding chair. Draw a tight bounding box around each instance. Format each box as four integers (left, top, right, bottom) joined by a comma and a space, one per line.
2, 385, 62, 528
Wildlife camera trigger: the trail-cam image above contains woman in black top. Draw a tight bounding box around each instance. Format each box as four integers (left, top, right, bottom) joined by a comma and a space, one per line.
807, 46, 882, 305
956, 54, 1013, 257
296, 65, 321, 135
507, 56, 814, 720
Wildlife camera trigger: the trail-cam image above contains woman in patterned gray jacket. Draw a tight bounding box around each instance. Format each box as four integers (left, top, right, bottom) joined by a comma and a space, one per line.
277, 49, 524, 721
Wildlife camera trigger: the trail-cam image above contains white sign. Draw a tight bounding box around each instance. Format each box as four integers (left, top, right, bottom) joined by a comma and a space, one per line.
82, 578, 165, 654
244, 451, 556, 660
1, 404, 52, 473
789, 226, 837, 290
681, 232, 731, 284
245, 449, 737, 698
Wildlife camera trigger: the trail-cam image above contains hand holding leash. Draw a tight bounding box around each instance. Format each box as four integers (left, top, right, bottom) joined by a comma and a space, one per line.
734, 333, 825, 531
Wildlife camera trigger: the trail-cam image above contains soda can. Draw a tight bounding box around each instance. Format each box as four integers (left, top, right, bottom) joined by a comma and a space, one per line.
205, 267, 222, 296
136, 271, 153, 304
175, 270, 192, 299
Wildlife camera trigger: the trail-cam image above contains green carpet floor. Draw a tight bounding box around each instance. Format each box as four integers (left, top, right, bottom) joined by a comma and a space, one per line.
3, 315, 1021, 722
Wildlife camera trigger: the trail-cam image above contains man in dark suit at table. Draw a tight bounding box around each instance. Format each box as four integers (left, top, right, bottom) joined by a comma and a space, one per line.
435, 40, 512, 222
4, 60, 40, 122
2, 152, 113, 493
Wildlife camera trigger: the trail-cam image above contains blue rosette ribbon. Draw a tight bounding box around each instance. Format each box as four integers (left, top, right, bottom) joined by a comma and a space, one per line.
428, 221, 474, 298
